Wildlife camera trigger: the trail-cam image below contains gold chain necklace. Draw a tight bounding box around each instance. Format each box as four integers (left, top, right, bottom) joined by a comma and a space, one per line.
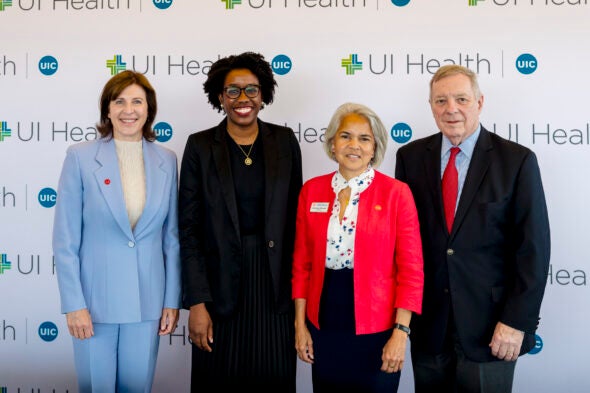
236, 140, 254, 166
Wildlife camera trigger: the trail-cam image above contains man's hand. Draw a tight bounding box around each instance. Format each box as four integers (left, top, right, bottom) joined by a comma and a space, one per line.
489, 321, 524, 361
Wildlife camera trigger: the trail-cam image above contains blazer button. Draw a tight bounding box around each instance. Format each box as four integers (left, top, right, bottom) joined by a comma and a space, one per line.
446, 248, 454, 256
268, 240, 275, 248
128, 241, 135, 248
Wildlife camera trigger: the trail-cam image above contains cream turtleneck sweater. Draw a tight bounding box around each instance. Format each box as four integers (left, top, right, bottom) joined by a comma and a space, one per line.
114, 139, 146, 230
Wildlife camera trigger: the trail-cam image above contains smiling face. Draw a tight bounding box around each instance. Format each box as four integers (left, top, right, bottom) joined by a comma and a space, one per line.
219, 68, 262, 131
430, 73, 484, 145
331, 113, 375, 180
108, 83, 148, 141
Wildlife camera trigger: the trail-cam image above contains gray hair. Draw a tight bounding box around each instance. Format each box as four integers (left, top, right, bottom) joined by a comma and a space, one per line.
430, 64, 482, 100
323, 102, 388, 168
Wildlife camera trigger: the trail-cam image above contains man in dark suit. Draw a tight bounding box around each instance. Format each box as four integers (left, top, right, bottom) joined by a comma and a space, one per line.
395, 64, 550, 393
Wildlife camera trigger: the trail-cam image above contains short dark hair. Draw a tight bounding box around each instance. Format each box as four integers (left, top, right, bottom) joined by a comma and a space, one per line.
204, 52, 277, 113
96, 70, 157, 141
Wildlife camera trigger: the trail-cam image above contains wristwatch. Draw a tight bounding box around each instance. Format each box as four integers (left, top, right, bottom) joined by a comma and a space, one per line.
394, 323, 411, 335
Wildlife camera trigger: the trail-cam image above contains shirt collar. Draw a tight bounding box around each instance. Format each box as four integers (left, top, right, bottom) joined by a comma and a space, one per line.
441, 124, 481, 159
332, 165, 375, 195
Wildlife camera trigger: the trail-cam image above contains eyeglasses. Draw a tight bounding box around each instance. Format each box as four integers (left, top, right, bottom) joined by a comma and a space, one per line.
223, 84, 260, 99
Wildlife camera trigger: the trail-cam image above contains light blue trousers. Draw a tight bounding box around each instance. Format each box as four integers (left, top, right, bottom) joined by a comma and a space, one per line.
72, 320, 160, 393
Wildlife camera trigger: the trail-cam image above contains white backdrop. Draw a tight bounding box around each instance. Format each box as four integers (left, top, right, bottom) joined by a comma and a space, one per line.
1, 1, 588, 392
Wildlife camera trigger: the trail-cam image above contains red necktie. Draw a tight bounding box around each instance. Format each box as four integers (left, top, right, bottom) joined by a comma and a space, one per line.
442, 147, 460, 233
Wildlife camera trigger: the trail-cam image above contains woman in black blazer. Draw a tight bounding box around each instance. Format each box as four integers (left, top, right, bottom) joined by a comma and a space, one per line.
178, 52, 302, 392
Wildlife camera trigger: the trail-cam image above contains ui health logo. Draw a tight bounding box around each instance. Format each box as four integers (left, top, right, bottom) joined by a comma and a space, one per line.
221, 0, 410, 9
0, 253, 11, 274
222, 0, 241, 9
0, 121, 11, 141
467, 0, 585, 7
0, 0, 169, 12
0, 0, 11, 11
341, 54, 363, 75
107, 55, 127, 75
104, 53, 286, 77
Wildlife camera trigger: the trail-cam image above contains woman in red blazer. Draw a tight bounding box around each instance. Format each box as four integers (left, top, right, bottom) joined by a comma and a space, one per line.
292, 102, 424, 393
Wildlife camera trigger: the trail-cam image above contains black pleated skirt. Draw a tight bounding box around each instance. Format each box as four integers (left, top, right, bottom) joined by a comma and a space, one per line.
190, 234, 296, 392
309, 267, 401, 393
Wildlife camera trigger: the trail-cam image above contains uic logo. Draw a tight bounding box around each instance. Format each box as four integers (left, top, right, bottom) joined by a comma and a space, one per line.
154, 122, 173, 143
391, 122, 412, 144
528, 334, 543, 355
38, 321, 59, 342
516, 53, 537, 75
39, 55, 58, 76
271, 55, 292, 76
153, 0, 173, 9
38, 187, 57, 208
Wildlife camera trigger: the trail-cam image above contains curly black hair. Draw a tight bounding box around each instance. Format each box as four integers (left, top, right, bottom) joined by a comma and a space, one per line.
203, 52, 277, 113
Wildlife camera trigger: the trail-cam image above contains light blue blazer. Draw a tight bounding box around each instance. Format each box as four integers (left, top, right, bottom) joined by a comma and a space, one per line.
53, 138, 181, 324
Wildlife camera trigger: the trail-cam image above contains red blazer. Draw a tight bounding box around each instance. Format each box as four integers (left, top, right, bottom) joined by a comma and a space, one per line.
292, 170, 424, 335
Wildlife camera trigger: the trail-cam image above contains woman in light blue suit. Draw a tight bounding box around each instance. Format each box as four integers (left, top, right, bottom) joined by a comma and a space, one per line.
53, 70, 181, 393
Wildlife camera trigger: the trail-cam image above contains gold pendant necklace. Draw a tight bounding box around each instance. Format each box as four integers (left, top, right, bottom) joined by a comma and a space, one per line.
236, 141, 254, 166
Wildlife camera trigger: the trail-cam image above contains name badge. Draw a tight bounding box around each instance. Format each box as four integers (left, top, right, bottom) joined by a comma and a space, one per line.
310, 202, 329, 213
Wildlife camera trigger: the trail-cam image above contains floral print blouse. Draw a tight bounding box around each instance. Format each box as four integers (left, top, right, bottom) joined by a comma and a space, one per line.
325, 166, 375, 270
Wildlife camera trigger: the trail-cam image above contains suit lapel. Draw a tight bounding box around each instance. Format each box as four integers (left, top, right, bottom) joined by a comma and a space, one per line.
424, 135, 448, 233
134, 140, 167, 239
260, 121, 278, 223
94, 138, 134, 239
453, 127, 492, 235
212, 120, 241, 237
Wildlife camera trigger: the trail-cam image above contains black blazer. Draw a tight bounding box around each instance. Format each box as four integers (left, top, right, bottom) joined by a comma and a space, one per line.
395, 126, 550, 362
179, 119, 302, 317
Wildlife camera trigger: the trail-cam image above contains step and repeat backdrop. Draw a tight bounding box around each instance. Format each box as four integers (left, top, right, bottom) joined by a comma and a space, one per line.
1, 1, 588, 392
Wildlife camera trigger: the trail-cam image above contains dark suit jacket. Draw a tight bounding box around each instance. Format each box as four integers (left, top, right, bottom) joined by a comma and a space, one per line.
395, 126, 550, 362
178, 118, 302, 318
